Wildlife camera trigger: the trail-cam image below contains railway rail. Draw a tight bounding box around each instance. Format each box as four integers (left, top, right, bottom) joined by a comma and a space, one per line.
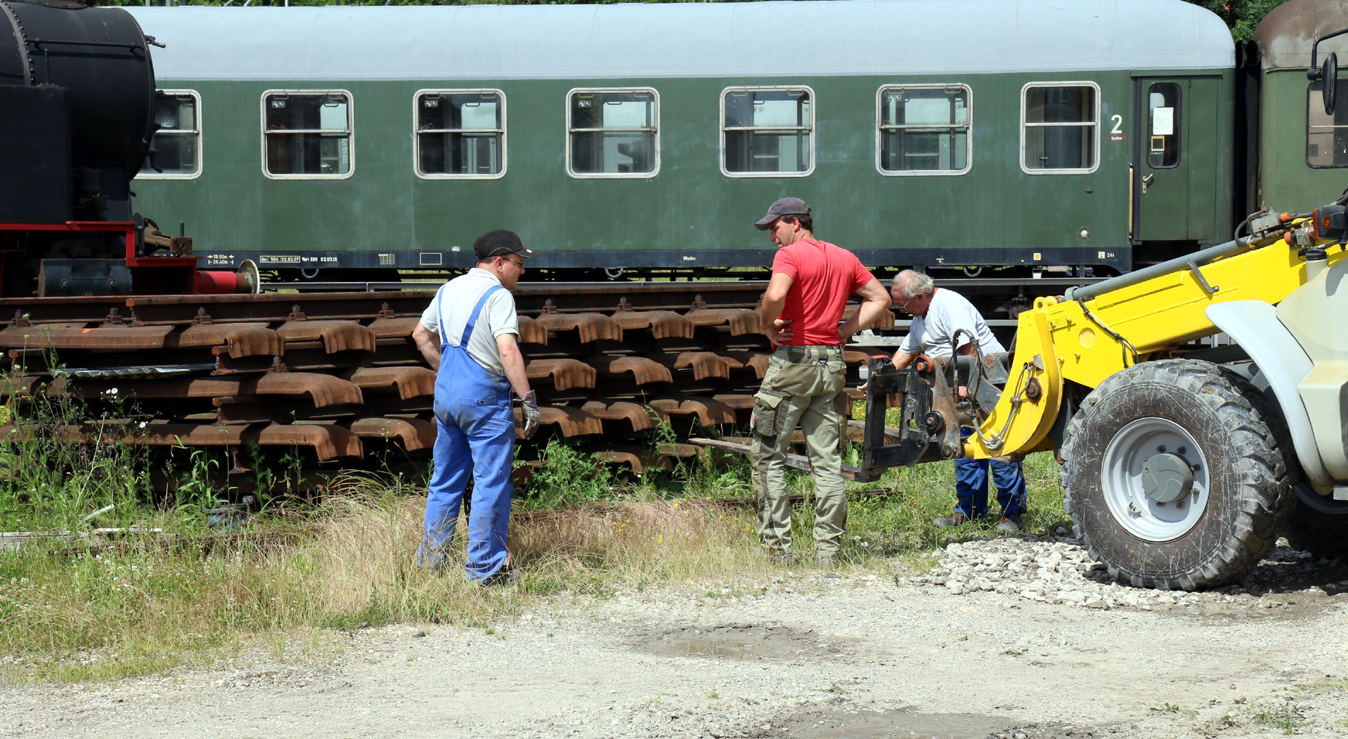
0, 284, 897, 489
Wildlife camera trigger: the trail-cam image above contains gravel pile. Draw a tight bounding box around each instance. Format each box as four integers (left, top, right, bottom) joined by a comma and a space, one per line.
912, 536, 1348, 609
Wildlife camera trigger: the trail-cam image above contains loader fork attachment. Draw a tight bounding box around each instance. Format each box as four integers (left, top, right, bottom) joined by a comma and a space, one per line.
859, 357, 962, 480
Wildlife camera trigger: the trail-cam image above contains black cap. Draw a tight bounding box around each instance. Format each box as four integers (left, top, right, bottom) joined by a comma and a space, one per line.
754, 197, 811, 231
473, 230, 537, 260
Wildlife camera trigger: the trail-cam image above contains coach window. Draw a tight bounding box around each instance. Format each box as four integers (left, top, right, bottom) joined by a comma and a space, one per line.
877, 84, 970, 175
1308, 77, 1348, 167
1020, 82, 1099, 174
567, 88, 659, 178
262, 90, 353, 179
139, 90, 201, 179
1147, 83, 1181, 169
722, 86, 814, 177
416, 90, 505, 179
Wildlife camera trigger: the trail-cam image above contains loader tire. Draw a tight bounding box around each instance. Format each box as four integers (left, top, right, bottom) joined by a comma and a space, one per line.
1285, 490, 1348, 561
1060, 360, 1293, 590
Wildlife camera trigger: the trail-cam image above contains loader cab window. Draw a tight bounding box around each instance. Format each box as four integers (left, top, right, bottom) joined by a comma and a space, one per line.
262, 90, 353, 179
139, 90, 201, 180
1308, 77, 1348, 168
1147, 83, 1181, 169
416, 90, 505, 179
721, 86, 814, 177
1020, 82, 1099, 174
567, 88, 659, 178
877, 84, 971, 175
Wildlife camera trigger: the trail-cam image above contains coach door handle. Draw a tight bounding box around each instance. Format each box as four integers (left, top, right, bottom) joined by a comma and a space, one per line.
1141, 173, 1154, 193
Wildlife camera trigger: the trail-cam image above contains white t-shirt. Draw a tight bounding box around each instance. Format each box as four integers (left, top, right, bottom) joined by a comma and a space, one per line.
419, 268, 520, 376
899, 288, 1005, 359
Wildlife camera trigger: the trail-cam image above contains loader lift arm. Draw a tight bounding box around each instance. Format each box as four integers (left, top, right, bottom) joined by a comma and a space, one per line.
956, 207, 1346, 462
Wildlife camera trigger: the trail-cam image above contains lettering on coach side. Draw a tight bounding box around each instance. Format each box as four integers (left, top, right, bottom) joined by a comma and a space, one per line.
259, 255, 302, 265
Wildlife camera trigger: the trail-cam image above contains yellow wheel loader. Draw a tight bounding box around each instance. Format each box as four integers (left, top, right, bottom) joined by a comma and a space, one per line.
858, 194, 1348, 590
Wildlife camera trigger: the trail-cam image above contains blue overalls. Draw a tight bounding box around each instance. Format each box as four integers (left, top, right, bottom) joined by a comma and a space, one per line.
417, 283, 515, 581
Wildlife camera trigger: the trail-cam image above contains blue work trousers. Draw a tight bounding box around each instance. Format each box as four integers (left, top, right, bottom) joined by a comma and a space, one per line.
954, 430, 1027, 519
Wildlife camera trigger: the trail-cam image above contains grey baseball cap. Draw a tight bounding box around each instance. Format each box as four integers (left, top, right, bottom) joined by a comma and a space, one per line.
754, 197, 811, 230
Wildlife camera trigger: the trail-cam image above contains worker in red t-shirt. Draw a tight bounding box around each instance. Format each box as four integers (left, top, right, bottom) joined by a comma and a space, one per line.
750, 197, 891, 567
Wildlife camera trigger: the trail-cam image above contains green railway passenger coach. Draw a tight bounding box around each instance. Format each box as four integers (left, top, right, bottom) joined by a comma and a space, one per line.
124, 0, 1256, 288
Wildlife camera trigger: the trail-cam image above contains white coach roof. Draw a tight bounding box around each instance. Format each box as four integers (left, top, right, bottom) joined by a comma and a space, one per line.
127, 0, 1234, 83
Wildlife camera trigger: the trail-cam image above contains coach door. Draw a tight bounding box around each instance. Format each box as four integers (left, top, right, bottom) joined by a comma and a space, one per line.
1132, 78, 1188, 241
1132, 76, 1222, 244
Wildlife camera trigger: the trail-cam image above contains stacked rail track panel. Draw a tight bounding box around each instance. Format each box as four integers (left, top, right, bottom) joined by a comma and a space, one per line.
0, 286, 890, 483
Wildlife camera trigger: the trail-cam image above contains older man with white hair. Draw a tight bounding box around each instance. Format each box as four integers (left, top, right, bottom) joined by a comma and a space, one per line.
890, 270, 1027, 533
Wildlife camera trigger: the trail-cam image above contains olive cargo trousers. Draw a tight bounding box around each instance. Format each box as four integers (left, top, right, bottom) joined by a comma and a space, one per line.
750, 345, 849, 558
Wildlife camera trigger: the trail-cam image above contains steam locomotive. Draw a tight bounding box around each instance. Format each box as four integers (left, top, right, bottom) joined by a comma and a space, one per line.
0, 0, 253, 297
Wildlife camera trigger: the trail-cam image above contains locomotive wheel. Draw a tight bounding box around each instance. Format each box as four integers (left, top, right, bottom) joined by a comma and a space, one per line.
1286, 486, 1348, 561
1060, 360, 1293, 590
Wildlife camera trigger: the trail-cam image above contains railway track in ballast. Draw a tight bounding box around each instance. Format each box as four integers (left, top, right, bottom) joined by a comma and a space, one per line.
0, 284, 893, 486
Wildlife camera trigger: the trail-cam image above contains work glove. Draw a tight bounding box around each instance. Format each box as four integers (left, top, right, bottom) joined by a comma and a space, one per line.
522, 390, 541, 439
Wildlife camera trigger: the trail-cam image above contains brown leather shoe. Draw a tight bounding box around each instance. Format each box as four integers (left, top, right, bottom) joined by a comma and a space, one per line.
995, 515, 1026, 533
933, 511, 968, 528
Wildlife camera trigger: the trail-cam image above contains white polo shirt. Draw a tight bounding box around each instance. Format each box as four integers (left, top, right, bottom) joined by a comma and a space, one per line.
899, 288, 1005, 359
419, 268, 520, 376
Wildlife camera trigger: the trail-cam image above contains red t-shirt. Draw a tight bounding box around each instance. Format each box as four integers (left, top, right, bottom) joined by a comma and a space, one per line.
770, 238, 876, 346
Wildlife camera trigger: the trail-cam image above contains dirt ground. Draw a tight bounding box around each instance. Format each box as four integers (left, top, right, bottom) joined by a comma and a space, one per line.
3, 540, 1347, 739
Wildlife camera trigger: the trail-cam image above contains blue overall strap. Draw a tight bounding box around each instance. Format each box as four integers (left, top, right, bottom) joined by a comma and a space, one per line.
459, 285, 503, 347
434, 283, 504, 349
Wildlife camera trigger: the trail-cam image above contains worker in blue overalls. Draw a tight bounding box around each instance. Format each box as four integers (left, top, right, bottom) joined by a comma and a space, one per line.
411, 230, 541, 584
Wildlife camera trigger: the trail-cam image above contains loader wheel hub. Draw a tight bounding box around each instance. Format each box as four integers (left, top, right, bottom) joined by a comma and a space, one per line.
1141, 453, 1194, 503
1101, 417, 1210, 542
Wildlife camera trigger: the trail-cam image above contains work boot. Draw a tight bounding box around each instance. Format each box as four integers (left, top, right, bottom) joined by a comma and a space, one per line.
932, 511, 968, 528
478, 569, 512, 588
816, 553, 837, 569
995, 515, 1026, 533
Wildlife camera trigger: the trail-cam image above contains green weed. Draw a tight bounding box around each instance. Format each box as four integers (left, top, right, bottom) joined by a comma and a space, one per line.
1251, 701, 1307, 734
523, 439, 618, 508
0, 373, 151, 533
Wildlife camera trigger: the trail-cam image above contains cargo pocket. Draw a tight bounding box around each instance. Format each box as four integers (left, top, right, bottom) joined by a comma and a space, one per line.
752, 391, 786, 439
824, 360, 847, 396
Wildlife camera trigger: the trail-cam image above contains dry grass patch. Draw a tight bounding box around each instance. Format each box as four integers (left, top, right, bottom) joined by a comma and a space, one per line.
512, 500, 770, 586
